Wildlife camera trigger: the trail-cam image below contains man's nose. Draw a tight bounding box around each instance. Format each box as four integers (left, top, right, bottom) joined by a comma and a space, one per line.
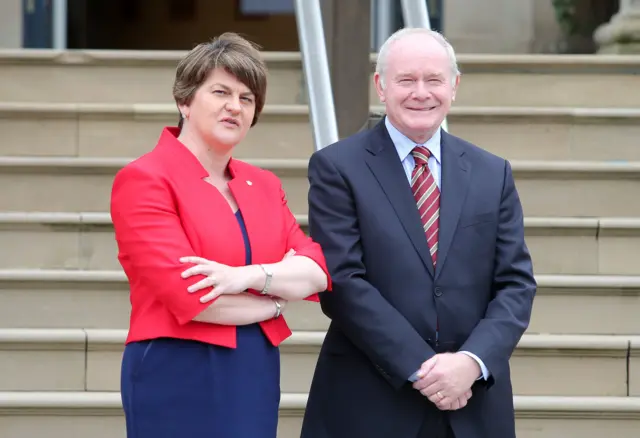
413, 80, 432, 99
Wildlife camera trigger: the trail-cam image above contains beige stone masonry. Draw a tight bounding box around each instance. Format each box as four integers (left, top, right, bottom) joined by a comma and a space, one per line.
0, 103, 314, 159
0, 329, 634, 397
0, 269, 130, 329
0, 391, 639, 438
0, 269, 639, 334
1, 50, 640, 107
2, 156, 640, 216
530, 275, 640, 335
0, 50, 303, 105
629, 337, 640, 396
3, 103, 640, 161
2, 213, 640, 275
0, 329, 85, 391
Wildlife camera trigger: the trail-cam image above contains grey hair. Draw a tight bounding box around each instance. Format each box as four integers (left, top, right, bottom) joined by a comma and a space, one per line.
375, 28, 460, 88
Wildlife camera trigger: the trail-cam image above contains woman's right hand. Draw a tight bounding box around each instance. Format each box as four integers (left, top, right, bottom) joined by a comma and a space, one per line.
180, 256, 253, 303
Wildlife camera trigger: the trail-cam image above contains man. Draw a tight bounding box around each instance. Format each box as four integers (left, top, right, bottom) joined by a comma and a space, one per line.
300, 28, 536, 438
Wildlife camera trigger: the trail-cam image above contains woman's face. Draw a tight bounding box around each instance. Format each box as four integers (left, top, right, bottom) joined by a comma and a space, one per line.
179, 67, 256, 153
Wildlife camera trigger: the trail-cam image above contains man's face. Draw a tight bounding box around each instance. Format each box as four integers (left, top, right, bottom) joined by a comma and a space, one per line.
374, 33, 459, 144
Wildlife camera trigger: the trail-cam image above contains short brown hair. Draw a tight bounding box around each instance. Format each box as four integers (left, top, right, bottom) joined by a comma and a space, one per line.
173, 32, 267, 127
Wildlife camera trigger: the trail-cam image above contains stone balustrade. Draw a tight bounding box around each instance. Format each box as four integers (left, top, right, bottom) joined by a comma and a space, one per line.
595, 0, 640, 53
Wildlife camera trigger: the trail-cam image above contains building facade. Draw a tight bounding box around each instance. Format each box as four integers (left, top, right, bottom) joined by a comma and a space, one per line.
0, 0, 625, 53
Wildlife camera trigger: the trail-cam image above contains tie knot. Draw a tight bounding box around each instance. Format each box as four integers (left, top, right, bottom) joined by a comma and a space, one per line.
411, 146, 431, 167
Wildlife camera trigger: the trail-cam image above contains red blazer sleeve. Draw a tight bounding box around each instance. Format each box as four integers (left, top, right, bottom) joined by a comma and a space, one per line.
279, 184, 332, 301
110, 164, 210, 325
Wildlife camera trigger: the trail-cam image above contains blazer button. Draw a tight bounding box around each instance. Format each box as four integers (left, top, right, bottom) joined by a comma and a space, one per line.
434, 287, 443, 297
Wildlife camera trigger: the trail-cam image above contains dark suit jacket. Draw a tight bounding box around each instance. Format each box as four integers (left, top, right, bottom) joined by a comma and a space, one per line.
301, 119, 536, 438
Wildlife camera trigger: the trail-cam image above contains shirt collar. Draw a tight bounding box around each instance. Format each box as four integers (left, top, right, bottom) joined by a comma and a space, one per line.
384, 116, 441, 164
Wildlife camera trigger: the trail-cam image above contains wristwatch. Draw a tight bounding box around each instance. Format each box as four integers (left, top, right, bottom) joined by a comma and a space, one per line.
271, 297, 282, 319
259, 264, 273, 295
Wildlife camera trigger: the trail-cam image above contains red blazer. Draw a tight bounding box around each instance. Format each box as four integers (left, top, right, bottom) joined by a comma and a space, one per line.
110, 127, 331, 348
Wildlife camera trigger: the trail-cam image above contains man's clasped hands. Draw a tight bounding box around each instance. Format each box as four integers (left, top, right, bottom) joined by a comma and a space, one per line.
412, 352, 482, 411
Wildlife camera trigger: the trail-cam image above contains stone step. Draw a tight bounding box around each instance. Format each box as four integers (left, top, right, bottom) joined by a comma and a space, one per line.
0, 329, 635, 398
3, 103, 640, 162
0, 50, 304, 106
0, 391, 638, 438
1, 213, 640, 276
0, 270, 638, 335
1, 50, 639, 108
1, 156, 640, 217
0, 103, 312, 160
445, 54, 640, 109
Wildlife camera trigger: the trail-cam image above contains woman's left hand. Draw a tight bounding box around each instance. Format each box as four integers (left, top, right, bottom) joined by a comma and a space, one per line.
180, 256, 253, 303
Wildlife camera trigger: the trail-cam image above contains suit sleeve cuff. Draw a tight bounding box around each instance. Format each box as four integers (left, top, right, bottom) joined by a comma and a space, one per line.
459, 351, 490, 380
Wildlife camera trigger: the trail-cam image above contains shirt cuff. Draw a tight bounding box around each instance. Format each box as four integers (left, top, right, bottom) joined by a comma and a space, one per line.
459, 351, 489, 380
408, 369, 420, 382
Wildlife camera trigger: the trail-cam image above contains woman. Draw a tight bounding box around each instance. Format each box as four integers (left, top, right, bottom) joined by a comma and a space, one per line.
110, 33, 331, 438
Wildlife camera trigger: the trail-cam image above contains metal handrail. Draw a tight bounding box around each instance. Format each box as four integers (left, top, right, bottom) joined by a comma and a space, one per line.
293, 0, 339, 150
52, 0, 68, 49
400, 0, 431, 29
399, 0, 448, 132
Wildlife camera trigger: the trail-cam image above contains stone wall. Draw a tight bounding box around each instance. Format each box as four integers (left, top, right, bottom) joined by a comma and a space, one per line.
0, 0, 22, 48
443, 0, 563, 53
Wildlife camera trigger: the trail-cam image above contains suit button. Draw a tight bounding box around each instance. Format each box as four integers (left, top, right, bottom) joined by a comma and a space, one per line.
434, 287, 443, 297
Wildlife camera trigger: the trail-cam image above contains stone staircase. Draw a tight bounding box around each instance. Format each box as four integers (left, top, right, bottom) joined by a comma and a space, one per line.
1, 50, 640, 438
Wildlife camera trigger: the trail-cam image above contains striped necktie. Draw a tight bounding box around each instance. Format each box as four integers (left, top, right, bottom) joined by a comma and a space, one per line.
410, 146, 440, 265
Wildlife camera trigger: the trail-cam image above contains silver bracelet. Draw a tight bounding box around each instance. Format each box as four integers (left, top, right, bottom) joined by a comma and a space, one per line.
259, 264, 273, 295
271, 297, 282, 319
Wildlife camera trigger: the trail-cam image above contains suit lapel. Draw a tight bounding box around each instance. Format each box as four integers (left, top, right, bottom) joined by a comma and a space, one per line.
364, 121, 435, 278
435, 131, 471, 279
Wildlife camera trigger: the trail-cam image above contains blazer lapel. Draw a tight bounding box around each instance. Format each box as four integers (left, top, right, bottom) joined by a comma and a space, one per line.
364, 121, 435, 278
227, 160, 268, 264
435, 131, 471, 279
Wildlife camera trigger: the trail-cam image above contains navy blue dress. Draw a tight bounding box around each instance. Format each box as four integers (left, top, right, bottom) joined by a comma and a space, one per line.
121, 210, 281, 438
